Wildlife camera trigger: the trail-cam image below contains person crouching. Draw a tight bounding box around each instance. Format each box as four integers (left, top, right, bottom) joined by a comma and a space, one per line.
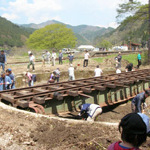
78, 103, 102, 121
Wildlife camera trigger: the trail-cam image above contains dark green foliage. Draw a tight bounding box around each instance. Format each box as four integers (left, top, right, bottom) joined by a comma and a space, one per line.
0, 16, 32, 47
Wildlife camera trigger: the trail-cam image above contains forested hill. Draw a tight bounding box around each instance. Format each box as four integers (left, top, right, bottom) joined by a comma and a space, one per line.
22, 20, 114, 46
95, 3, 149, 48
0, 17, 34, 47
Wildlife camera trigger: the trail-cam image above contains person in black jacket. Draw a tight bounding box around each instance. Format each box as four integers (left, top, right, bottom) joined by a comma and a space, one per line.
0, 50, 7, 71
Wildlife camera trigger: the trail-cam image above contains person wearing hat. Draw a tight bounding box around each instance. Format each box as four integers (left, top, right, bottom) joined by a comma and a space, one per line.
0, 50, 7, 71
137, 51, 142, 69
108, 113, 150, 150
78, 103, 102, 121
0, 71, 12, 91
68, 64, 75, 81
6, 68, 15, 89
131, 90, 150, 113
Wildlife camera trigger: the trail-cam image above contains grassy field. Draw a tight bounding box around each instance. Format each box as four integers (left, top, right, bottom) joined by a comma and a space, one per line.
92, 53, 142, 66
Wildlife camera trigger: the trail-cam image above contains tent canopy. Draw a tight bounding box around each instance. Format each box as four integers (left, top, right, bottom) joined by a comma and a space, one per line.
78, 45, 95, 50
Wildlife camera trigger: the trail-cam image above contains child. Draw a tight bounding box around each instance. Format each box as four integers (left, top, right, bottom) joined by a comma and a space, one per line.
108, 113, 150, 150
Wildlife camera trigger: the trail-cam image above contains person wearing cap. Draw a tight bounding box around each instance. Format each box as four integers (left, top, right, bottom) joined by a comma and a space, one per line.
78, 103, 102, 121
83, 50, 90, 67
0, 50, 7, 71
6, 68, 15, 89
131, 90, 150, 113
94, 65, 103, 77
51, 50, 57, 66
137, 51, 142, 69
108, 113, 150, 150
24, 71, 34, 87
27, 53, 35, 71
0, 71, 12, 91
68, 64, 75, 81
59, 50, 63, 65
54, 68, 60, 82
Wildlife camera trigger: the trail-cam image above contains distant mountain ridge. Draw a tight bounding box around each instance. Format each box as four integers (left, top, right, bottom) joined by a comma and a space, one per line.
21, 20, 114, 45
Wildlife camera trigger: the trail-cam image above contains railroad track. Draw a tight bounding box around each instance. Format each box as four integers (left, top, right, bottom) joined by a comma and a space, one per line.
0, 69, 150, 114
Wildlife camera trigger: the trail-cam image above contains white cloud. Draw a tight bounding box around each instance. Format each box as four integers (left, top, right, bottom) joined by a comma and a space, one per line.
1, 0, 62, 23
2, 13, 19, 20
98, 22, 119, 29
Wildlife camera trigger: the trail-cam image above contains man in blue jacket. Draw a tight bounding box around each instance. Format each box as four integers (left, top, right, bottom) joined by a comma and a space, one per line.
131, 90, 150, 113
0, 71, 12, 91
137, 51, 142, 69
78, 103, 102, 121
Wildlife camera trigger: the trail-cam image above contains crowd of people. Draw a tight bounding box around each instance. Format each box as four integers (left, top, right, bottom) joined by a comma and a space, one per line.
0, 49, 149, 149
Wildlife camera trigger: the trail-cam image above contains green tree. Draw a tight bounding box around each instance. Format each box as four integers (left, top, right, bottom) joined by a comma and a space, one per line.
97, 40, 112, 50
26, 24, 77, 50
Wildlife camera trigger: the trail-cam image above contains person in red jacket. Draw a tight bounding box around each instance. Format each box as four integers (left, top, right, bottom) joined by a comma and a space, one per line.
108, 113, 150, 150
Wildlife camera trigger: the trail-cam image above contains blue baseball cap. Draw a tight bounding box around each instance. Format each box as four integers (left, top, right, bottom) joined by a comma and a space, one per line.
7, 68, 12, 72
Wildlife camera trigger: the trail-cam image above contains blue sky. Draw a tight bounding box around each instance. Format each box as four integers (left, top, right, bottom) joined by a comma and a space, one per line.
0, 0, 148, 28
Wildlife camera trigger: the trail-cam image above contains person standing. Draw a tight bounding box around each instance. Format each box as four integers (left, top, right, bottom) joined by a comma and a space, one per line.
115, 52, 122, 68
27, 53, 35, 71
131, 90, 150, 113
0, 50, 7, 71
59, 50, 63, 65
45, 51, 51, 64
83, 50, 90, 67
51, 50, 57, 66
54, 68, 60, 82
6, 68, 15, 89
0, 71, 12, 91
78, 103, 102, 121
68, 64, 75, 81
137, 51, 142, 69
68, 53, 74, 64
94, 65, 103, 77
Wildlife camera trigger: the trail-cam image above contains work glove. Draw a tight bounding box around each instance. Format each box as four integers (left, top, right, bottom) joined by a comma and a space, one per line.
143, 102, 147, 109
6, 82, 10, 84
5, 62, 7, 65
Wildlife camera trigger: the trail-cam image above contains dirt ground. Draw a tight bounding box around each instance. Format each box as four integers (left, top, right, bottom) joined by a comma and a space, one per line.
0, 56, 150, 150
0, 101, 150, 150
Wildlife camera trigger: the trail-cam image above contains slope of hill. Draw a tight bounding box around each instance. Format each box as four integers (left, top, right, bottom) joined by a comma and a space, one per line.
21, 20, 114, 46
95, 16, 148, 47
0, 17, 33, 47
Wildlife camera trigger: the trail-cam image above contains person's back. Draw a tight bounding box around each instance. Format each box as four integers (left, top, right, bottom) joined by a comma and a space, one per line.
94, 68, 102, 77
0, 53, 5, 63
68, 67, 74, 76
108, 113, 150, 150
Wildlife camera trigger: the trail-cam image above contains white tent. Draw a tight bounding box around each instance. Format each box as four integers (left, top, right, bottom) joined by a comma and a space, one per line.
78, 45, 95, 51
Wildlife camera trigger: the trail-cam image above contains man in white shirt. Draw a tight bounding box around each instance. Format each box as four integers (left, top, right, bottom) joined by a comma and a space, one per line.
94, 65, 103, 77
45, 51, 51, 64
27, 53, 35, 71
68, 64, 75, 80
51, 50, 57, 66
83, 50, 90, 67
